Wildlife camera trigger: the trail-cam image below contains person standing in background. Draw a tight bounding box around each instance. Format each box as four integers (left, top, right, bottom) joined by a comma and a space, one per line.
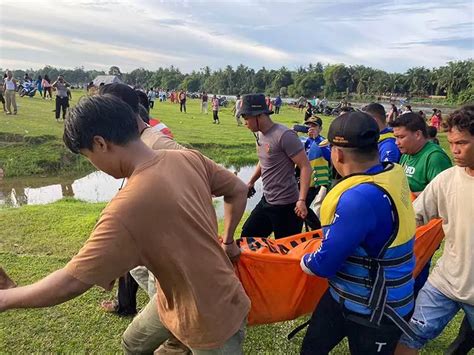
42, 75, 52, 100
274, 95, 282, 114
201, 91, 208, 114
52, 75, 71, 122
233, 94, 242, 126
212, 94, 220, 124
3, 70, 17, 115
0, 75, 6, 113
179, 90, 186, 113
36, 75, 43, 98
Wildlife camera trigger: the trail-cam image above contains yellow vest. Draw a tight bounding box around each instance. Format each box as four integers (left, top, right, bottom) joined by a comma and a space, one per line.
321, 163, 415, 248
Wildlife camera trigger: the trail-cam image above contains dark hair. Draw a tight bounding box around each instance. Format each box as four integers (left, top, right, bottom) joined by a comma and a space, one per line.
390, 112, 428, 138
63, 95, 139, 154
44, 74, 50, 82
444, 105, 474, 135
427, 126, 438, 138
341, 144, 379, 163
135, 90, 149, 112
38, 75, 42, 80
138, 104, 150, 124
98, 83, 139, 113
363, 103, 386, 123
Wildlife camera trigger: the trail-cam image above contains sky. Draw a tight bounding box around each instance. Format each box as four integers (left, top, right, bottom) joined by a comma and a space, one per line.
0, 0, 473, 74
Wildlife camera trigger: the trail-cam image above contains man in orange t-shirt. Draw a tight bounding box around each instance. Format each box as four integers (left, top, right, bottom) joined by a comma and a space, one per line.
0, 95, 250, 353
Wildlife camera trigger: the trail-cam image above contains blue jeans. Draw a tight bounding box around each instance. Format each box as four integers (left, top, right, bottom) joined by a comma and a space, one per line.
399, 281, 474, 349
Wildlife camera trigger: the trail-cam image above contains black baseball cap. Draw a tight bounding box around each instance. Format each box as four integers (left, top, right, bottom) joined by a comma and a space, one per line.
328, 111, 380, 148
240, 93, 274, 117
305, 116, 323, 126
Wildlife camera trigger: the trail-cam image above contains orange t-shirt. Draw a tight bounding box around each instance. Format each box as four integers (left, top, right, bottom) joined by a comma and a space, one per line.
64, 150, 250, 348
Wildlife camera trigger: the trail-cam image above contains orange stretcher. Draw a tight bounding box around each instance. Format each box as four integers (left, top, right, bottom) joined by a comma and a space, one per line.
235, 219, 444, 326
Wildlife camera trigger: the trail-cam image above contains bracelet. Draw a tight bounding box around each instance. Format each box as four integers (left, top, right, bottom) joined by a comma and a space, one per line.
298, 199, 305, 202
223, 240, 234, 245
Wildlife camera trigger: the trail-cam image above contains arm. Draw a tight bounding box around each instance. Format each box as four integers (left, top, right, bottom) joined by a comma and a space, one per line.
248, 162, 261, 188
204, 154, 248, 261
221, 179, 248, 262
292, 149, 311, 219
51, 80, 58, 88
0, 268, 91, 312
301, 189, 374, 278
413, 177, 440, 227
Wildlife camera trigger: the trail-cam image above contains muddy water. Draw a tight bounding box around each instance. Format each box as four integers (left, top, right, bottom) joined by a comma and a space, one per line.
0, 166, 262, 219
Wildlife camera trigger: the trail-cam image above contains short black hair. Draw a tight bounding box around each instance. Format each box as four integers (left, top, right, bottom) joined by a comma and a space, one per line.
445, 105, 474, 135
427, 126, 438, 138
98, 83, 139, 113
135, 90, 150, 112
364, 103, 386, 123
390, 112, 428, 138
340, 144, 379, 163
63, 95, 139, 154
138, 104, 150, 124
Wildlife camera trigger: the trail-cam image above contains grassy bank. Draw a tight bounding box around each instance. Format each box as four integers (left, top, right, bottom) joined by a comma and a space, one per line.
0, 199, 462, 353
0, 91, 316, 177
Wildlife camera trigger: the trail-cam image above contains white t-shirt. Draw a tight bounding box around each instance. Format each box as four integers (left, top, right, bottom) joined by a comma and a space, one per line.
4, 78, 15, 91
235, 99, 241, 117
413, 166, 474, 305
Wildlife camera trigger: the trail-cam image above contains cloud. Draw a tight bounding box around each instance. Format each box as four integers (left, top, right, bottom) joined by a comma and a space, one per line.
0, 0, 472, 73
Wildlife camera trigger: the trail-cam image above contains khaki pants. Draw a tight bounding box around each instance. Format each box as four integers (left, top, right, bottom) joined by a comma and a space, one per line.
122, 295, 246, 355
5, 90, 17, 113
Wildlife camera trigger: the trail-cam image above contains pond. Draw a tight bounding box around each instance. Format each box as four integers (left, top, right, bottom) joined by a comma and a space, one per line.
0, 165, 262, 219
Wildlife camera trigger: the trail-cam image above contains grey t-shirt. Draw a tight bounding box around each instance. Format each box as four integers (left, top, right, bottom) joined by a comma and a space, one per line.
258, 123, 303, 205
56, 82, 68, 98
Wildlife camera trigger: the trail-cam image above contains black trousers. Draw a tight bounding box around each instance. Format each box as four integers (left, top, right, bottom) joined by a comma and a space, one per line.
55, 96, 69, 119
305, 186, 323, 230
149, 100, 154, 109
213, 110, 219, 122
301, 290, 406, 355
275, 105, 280, 114
180, 100, 186, 112
116, 272, 139, 316
241, 196, 303, 239
446, 316, 474, 355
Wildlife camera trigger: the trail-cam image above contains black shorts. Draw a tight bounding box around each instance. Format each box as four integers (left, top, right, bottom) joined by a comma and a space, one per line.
301, 289, 408, 355
241, 196, 303, 239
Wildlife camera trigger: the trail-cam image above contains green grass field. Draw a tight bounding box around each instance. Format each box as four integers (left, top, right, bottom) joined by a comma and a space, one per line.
0, 91, 464, 353
0, 90, 307, 177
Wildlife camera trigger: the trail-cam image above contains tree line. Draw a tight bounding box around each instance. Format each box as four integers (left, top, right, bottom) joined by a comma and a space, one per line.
2, 60, 473, 104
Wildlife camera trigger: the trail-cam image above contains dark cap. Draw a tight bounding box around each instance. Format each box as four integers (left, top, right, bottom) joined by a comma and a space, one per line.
305, 116, 323, 126
240, 93, 274, 117
328, 111, 380, 148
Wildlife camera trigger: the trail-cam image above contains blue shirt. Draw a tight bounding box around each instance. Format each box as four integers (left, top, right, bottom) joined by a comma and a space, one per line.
304, 135, 331, 162
302, 164, 415, 317
302, 164, 393, 277
379, 127, 401, 163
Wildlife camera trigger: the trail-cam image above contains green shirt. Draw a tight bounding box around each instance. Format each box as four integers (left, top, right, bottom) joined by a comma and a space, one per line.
400, 141, 452, 192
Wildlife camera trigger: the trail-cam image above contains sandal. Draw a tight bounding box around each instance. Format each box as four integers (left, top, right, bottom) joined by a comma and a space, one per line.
100, 299, 119, 313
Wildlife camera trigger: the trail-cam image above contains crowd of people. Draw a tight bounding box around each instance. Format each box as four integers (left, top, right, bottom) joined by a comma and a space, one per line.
0, 82, 472, 354
1, 70, 72, 121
